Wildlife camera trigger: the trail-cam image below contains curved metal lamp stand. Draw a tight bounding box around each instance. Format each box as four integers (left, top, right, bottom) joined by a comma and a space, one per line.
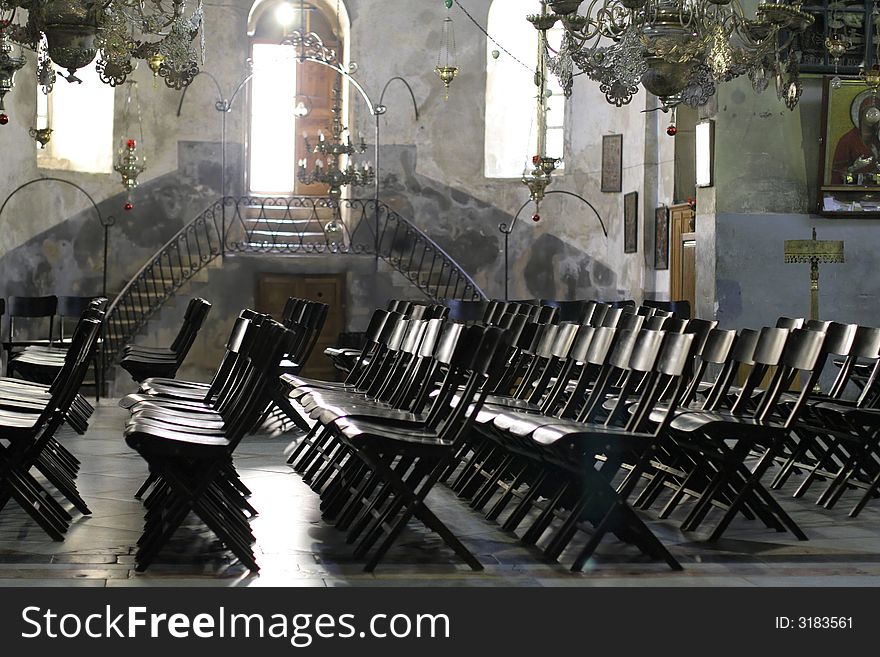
499, 190, 607, 300
177, 69, 253, 253
177, 55, 420, 258
0, 177, 117, 297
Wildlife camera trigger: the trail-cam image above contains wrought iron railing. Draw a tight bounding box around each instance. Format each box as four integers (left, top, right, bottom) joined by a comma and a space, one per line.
101, 196, 485, 374
101, 198, 225, 369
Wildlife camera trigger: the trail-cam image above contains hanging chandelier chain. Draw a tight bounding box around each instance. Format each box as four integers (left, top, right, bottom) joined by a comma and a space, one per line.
453, 0, 533, 73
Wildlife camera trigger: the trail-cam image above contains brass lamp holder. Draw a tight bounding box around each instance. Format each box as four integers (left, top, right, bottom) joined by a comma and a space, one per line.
521, 156, 560, 219
783, 227, 845, 323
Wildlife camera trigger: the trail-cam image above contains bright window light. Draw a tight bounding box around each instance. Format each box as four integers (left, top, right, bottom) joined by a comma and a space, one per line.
275, 2, 296, 28
37, 60, 114, 173
696, 119, 714, 187
249, 43, 298, 194
485, 0, 565, 178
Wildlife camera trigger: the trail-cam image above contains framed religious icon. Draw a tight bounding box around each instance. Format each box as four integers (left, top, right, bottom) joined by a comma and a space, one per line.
601, 134, 623, 192
654, 206, 669, 269
624, 191, 638, 253
818, 76, 880, 216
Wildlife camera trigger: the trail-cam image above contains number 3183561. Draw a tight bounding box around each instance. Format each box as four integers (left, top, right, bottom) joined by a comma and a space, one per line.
776, 617, 853, 629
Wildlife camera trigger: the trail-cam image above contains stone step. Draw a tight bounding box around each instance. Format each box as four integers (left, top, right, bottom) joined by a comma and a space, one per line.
241, 205, 335, 220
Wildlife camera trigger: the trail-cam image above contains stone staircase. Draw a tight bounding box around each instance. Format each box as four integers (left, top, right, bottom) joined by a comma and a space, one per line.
100, 196, 486, 390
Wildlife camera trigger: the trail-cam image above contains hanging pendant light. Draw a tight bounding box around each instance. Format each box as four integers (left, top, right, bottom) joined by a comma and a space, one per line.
434, 0, 458, 101
114, 80, 146, 211
0, 27, 26, 125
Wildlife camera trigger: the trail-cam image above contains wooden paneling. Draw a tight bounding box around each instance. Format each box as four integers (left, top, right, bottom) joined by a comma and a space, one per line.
295, 60, 340, 197
669, 204, 696, 314
255, 273, 345, 379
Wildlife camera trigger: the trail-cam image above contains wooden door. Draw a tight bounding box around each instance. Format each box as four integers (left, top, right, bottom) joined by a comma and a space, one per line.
255, 272, 345, 379
669, 204, 696, 315
295, 60, 340, 196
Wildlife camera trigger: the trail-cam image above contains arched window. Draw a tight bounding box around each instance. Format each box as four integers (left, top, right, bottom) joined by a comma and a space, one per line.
485, 0, 565, 178
247, 0, 347, 195
36, 60, 114, 173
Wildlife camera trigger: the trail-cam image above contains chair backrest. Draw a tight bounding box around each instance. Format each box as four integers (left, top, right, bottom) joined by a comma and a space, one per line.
56, 296, 103, 342
644, 299, 692, 320
757, 327, 828, 426
281, 297, 307, 326
680, 327, 737, 406
599, 307, 624, 328
819, 322, 858, 398
701, 328, 760, 411
623, 331, 697, 434
168, 298, 207, 351
431, 325, 507, 441
729, 327, 789, 415
595, 329, 665, 427
427, 304, 450, 320
587, 302, 609, 327
340, 309, 390, 385
7, 295, 58, 347
535, 304, 559, 324
849, 326, 880, 407
169, 298, 212, 363
33, 315, 103, 437
300, 301, 330, 363
805, 319, 832, 332
445, 299, 489, 324
550, 299, 593, 324
203, 314, 255, 400
618, 312, 645, 332
776, 316, 805, 330
660, 317, 689, 333
684, 318, 718, 355
386, 299, 411, 314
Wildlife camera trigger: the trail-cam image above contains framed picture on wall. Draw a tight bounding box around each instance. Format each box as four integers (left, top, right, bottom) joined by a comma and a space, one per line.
624, 191, 638, 253
654, 206, 669, 269
601, 134, 623, 192
818, 76, 880, 216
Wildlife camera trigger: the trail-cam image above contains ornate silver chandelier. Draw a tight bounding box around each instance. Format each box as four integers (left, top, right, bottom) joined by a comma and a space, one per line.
536, 0, 814, 110
298, 79, 374, 203
0, 0, 204, 122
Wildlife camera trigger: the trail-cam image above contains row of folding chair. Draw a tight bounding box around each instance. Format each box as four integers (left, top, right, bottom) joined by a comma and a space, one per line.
121, 296, 329, 497
287, 303, 880, 573
280, 307, 691, 566
445, 298, 683, 326
282, 309, 510, 571
0, 303, 104, 539
283, 305, 707, 570
441, 313, 715, 570
763, 323, 880, 516
0, 297, 106, 436
121, 310, 302, 572
448, 315, 880, 569
7, 297, 109, 403
1, 295, 105, 354
322, 299, 448, 377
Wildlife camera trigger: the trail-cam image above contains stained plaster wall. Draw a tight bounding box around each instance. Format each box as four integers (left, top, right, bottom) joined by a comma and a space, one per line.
697, 74, 880, 330
0, 0, 673, 376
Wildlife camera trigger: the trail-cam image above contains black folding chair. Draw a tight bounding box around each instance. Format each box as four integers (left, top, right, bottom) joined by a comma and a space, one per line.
120, 297, 212, 382
124, 318, 297, 572
0, 313, 102, 538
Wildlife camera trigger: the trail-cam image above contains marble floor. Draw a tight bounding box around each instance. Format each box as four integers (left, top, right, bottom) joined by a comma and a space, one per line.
1, 402, 879, 587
